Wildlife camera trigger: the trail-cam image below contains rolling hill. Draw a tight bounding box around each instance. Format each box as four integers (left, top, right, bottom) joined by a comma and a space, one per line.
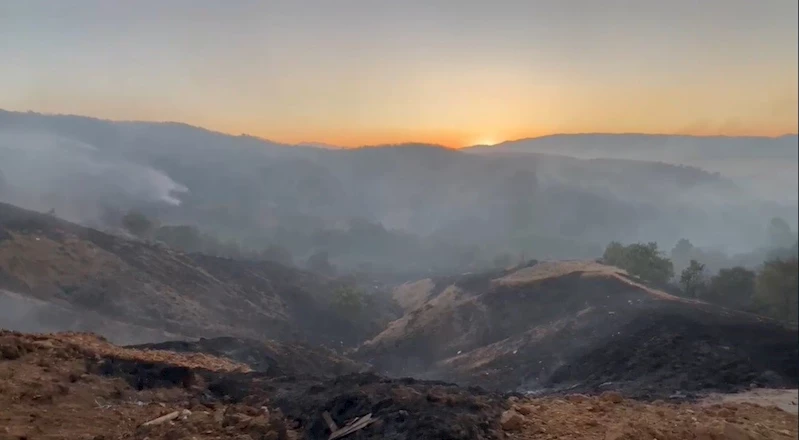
0, 201, 397, 347
356, 260, 798, 399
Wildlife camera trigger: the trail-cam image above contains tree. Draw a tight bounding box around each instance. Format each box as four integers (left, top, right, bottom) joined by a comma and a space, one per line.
332, 286, 364, 317
767, 217, 794, 249
670, 238, 695, 272
679, 259, 707, 298
671, 238, 694, 258
702, 266, 756, 310
602, 241, 627, 266
755, 257, 798, 323
602, 241, 674, 285
122, 210, 154, 237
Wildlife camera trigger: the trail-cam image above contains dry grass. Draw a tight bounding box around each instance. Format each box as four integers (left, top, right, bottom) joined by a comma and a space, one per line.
503, 394, 798, 439
0, 232, 126, 294
392, 278, 435, 312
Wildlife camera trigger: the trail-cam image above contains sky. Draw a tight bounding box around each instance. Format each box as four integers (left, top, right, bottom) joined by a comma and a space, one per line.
1, 0, 797, 148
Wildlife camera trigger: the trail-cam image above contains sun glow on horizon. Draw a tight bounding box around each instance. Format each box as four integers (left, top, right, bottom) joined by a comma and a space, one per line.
472, 138, 499, 147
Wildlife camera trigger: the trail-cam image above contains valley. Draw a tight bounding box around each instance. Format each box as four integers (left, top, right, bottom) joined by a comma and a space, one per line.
0, 202, 796, 439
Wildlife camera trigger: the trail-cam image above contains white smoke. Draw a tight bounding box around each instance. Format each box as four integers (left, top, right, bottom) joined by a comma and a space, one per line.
0, 131, 187, 220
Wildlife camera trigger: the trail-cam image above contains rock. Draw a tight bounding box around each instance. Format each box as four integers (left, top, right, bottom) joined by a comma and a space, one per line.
500, 410, 525, 431
515, 404, 535, 416
600, 391, 624, 404
223, 413, 252, 427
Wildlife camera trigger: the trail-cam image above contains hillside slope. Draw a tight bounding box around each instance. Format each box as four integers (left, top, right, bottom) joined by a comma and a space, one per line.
357, 261, 798, 398
0, 202, 393, 347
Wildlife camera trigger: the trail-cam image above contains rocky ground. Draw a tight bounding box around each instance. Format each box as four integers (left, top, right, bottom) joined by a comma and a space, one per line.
2, 331, 797, 440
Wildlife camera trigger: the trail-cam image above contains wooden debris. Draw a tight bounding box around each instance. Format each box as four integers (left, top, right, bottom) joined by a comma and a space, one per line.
322, 411, 339, 432
329, 412, 378, 440
140, 409, 191, 427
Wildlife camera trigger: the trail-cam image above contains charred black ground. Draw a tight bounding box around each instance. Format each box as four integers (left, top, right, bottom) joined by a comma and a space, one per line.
544, 305, 799, 400
94, 355, 506, 440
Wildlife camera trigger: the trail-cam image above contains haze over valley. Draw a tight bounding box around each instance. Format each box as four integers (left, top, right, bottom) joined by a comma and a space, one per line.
1, 1, 797, 439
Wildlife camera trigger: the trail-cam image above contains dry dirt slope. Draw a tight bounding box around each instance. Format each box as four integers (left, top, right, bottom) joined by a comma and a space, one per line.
357, 261, 798, 399
1, 330, 796, 440
0, 201, 391, 347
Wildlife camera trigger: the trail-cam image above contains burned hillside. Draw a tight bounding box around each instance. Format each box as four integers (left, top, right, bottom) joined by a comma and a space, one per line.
358, 261, 798, 399
2, 330, 797, 440
0, 202, 397, 348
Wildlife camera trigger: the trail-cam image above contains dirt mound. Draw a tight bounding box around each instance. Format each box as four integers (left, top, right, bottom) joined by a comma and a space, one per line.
501, 393, 798, 440
130, 336, 364, 378
0, 331, 297, 440
0, 330, 249, 372
2, 330, 796, 440
0, 202, 395, 347
357, 262, 798, 399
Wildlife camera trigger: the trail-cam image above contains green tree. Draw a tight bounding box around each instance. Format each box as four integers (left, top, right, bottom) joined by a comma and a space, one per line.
679, 259, 707, 298
754, 257, 798, 323
702, 266, 756, 310
602, 241, 674, 285
332, 286, 364, 317
122, 210, 154, 238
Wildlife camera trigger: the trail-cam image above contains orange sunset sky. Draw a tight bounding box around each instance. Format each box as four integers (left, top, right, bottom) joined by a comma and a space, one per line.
1, 0, 797, 148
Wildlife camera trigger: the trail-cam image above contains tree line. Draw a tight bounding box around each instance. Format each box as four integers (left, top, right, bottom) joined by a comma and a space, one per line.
601, 234, 798, 324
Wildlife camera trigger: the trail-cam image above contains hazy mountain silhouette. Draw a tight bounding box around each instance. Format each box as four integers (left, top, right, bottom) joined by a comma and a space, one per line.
1, 109, 796, 272
467, 133, 798, 203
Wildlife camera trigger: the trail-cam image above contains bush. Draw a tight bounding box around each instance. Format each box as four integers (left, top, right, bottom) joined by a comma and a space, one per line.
332, 286, 364, 317
701, 267, 756, 311
679, 259, 707, 298
121, 210, 154, 237
755, 257, 798, 324
602, 241, 674, 285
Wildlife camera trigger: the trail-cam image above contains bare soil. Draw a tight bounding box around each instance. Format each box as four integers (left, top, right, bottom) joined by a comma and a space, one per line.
2, 331, 797, 440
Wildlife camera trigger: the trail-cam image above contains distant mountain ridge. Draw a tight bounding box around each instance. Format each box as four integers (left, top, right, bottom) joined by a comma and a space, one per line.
1, 109, 796, 270
466, 132, 798, 160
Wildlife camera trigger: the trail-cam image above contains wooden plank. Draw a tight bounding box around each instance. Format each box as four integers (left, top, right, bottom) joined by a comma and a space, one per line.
329, 413, 377, 440
322, 411, 339, 432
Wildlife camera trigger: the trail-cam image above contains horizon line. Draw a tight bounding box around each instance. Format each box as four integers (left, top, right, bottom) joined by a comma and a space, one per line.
2, 108, 797, 150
